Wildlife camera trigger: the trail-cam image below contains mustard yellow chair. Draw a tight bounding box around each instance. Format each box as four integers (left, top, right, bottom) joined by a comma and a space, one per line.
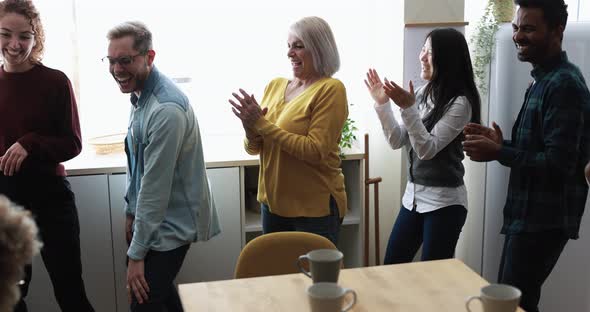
234, 231, 338, 279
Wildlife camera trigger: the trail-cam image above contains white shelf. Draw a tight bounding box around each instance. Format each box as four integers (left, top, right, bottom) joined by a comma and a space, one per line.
245, 209, 262, 232
244, 209, 360, 233
342, 214, 361, 225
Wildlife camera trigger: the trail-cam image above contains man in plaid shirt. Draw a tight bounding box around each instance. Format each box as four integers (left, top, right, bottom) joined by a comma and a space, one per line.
463, 0, 590, 311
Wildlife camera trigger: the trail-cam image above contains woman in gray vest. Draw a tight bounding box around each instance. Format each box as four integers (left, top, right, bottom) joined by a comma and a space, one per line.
364, 28, 481, 264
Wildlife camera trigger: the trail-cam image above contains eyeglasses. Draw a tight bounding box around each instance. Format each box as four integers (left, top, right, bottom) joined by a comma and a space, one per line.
101, 53, 145, 66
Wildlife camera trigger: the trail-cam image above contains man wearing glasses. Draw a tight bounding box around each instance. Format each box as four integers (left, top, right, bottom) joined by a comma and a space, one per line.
105, 21, 220, 312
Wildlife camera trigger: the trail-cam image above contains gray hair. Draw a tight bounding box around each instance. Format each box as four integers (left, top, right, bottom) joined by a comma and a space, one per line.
289, 16, 340, 77
106, 21, 153, 53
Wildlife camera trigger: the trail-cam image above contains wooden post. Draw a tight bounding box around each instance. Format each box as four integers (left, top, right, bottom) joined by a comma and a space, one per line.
373, 181, 380, 264
364, 134, 383, 266
364, 134, 370, 267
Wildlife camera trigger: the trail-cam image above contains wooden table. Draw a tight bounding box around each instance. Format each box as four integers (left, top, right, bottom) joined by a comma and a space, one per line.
179, 258, 525, 311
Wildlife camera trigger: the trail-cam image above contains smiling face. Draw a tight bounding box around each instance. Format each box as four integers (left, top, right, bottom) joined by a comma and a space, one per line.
287, 33, 319, 80
512, 6, 563, 66
107, 35, 154, 94
419, 37, 433, 81
0, 12, 35, 72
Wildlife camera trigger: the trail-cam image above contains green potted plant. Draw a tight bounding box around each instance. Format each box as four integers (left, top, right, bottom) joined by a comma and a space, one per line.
470, 0, 514, 96
339, 104, 358, 159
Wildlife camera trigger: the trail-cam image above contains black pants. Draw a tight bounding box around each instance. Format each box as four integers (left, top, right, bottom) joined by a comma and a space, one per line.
130, 244, 190, 312
498, 231, 568, 312
0, 174, 94, 312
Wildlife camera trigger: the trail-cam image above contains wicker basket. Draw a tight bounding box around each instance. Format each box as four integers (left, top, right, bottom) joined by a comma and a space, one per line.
88, 133, 126, 155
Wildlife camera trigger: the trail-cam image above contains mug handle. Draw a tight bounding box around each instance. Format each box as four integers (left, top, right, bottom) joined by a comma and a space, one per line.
465, 296, 482, 312
297, 255, 312, 278
342, 288, 357, 312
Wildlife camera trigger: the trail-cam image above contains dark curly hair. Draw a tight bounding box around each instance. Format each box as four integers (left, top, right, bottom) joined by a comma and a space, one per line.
0, 0, 45, 64
514, 0, 568, 30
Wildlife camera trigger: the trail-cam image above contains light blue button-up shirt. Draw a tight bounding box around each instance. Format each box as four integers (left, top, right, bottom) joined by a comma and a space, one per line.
124, 66, 220, 260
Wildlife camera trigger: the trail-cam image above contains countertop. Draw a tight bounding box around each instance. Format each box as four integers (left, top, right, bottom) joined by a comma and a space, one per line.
64, 135, 364, 176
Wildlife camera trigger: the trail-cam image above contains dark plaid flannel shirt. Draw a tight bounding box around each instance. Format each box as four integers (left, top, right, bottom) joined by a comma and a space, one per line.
498, 51, 590, 239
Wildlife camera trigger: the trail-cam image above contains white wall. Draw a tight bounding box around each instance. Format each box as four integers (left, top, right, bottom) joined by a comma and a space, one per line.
405, 0, 464, 24
360, 0, 405, 266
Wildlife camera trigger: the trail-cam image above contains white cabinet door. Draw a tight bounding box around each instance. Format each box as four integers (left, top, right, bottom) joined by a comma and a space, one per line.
176, 167, 242, 283
108, 173, 130, 312
26, 175, 116, 312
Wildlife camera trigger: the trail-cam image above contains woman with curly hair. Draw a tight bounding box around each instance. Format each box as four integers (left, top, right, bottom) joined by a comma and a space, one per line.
0, 0, 94, 311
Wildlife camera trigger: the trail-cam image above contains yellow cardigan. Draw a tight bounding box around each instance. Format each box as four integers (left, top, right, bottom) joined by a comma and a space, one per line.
244, 77, 348, 218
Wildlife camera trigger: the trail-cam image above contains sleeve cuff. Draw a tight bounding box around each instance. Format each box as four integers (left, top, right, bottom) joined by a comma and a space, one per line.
244, 136, 262, 145
17, 133, 37, 154
124, 204, 133, 216
497, 145, 517, 166
253, 117, 273, 135
127, 241, 149, 260
400, 104, 419, 119
374, 100, 392, 111
400, 105, 421, 133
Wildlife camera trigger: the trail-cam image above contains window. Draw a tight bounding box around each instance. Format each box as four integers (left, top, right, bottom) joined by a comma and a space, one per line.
31, 0, 401, 143
578, 0, 590, 21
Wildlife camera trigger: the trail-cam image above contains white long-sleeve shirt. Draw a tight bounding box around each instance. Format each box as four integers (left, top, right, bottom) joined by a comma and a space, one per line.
374, 91, 472, 213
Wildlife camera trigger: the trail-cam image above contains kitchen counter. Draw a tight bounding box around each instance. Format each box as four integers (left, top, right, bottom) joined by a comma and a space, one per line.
64, 135, 364, 176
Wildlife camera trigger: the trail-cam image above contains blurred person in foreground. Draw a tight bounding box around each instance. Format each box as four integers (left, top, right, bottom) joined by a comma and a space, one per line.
0, 195, 41, 312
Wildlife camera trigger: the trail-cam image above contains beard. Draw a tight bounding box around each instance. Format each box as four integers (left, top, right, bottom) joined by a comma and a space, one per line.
515, 32, 557, 65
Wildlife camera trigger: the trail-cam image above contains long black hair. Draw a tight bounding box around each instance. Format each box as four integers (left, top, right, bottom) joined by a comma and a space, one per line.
421, 28, 481, 131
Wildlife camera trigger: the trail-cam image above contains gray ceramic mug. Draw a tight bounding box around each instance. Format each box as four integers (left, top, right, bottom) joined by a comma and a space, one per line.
307, 282, 357, 312
297, 249, 343, 283
466, 284, 522, 312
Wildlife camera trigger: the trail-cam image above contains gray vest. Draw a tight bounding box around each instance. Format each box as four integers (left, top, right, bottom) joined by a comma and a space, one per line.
407, 135, 465, 187
407, 87, 465, 187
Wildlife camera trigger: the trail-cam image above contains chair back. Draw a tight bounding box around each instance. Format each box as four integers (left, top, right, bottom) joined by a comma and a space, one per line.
234, 231, 338, 279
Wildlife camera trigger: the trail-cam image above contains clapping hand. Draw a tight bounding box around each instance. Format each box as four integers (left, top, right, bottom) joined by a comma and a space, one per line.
364, 69, 389, 105
462, 122, 504, 162
229, 89, 268, 128
464, 122, 503, 143
383, 79, 415, 109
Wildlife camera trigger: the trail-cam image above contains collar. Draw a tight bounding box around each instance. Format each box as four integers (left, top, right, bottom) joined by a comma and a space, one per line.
129, 65, 160, 108
531, 51, 567, 81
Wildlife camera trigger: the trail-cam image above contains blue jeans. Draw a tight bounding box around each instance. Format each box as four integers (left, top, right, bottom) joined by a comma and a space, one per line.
497, 231, 568, 312
261, 196, 341, 245
383, 205, 467, 264
130, 244, 190, 312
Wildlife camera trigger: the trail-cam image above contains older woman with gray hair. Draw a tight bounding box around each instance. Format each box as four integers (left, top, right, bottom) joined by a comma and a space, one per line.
229, 16, 348, 245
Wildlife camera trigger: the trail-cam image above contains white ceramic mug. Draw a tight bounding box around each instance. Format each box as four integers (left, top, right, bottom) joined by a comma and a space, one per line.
297, 249, 343, 283
307, 282, 357, 312
466, 284, 521, 312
